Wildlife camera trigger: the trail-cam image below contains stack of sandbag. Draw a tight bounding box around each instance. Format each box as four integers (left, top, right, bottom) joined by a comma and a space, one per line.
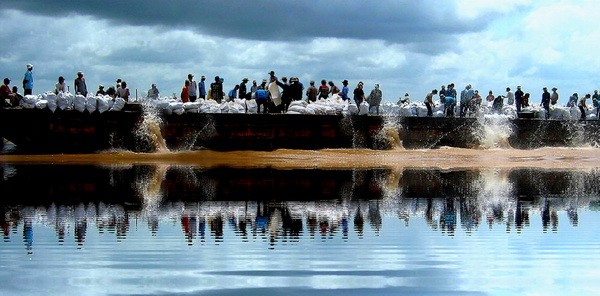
85, 95, 98, 113
74, 94, 87, 112
57, 92, 74, 110
358, 100, 370, 115
43, 92, 58, 112
199, 99, 222, 113
286, 100, 309, 114
109, 97, 126, 111
97, 95, 114, 113
21, 95, 38, 109
245, 99, 258, 114
183, 101, 201, 113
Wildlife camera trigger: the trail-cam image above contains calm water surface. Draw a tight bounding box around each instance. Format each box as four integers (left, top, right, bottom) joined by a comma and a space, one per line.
1, 160, 600, 296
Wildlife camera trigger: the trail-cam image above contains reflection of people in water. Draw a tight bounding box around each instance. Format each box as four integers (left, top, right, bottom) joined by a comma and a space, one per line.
181, 215, 198, 245
440, 198, 456, 235
542, 199, 551, 232
354, 207, 364, 238
23, 216, 33, 254
75, 218, 87, 248
368, 201, 382, 235
514, 201, 530, 234
254, 201, 269, 236
210, 215, 224, 244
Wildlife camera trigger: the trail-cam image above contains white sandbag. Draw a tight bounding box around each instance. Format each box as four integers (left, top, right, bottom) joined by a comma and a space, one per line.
97, 96, 113, 113
45, 92, 57, 112
183, 102, 201, 110
35, 99, 48, 109
110, 97, 126, 111
287, 105, 307, 114
172, 108, 185, 115
86, 96, 98, 113
74, 95, 86, 113
57, 92, 73, 110
358, 101, 370, 115
21, 95, 38, 109
245, 99, 258, 114
289, 100, 308, 108
433, 110, 445, 117
347, 104, 359, 115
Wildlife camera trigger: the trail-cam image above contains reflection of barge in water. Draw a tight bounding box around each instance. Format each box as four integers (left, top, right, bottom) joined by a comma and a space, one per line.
2, 106, 600, 153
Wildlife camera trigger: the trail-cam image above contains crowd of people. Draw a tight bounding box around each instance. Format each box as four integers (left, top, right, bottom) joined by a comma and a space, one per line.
3, 64, 600, 120
177, 71, 384, 114
0, 65, 388, 114
423, 83, 600, 120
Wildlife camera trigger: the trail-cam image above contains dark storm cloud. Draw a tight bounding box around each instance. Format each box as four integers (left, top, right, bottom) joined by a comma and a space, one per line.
4, 0, 485, 46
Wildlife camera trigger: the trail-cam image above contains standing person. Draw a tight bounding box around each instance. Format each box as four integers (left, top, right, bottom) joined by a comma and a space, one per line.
306, 80, 318, 102
353, 81, 366, 107
550, 87, 559, 105
147, 83, 159, 99
74, 71, 88, 96
460, 84, 473, 117
181, 80, 190, 102
254, 85, 269, 113
268, 70, 277, 83
541, 87, 551, 119
288, 77, 303, 101
506, 87, 514, 106
579, 94, 590, 120
23, 64, 34, 95
55, 76, 67, 94
367, 84, 382, 115
445, 83, 457, 117
117, 81, 130, 101
515, 85, 524, 113
199, 76, 207, 99
424, 89, 438, 117
276, 77, 292, 112
328, 81, 340, 96
250, 79, 258, 99
239, 78, 248, 100
267, 77, 282, 112
340, 80, 350, 101
317, 80, 329, 100
187, 74, 198, 102
210, 76, 224, 103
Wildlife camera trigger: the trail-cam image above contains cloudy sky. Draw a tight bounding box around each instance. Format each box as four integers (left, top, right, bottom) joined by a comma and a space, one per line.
1, 0, 598, 104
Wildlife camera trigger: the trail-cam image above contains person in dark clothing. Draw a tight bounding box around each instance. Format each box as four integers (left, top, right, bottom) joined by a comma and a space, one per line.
515, 85, 524, 113
210, 76, 224, 103
353, 82, 365, 108
276, 77, 292, 112
288, 77, 303, 101
541, 87, 551, 119
239, 78, 249, 100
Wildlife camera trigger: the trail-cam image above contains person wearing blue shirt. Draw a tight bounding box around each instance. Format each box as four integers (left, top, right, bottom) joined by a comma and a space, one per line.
199, 75, 206, 99
23, 64, 34, 95
341, 80, 350, 101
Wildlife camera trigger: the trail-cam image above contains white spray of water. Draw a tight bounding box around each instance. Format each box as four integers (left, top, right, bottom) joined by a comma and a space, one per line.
136, 104, 169, 152
474, 114, 514, 149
